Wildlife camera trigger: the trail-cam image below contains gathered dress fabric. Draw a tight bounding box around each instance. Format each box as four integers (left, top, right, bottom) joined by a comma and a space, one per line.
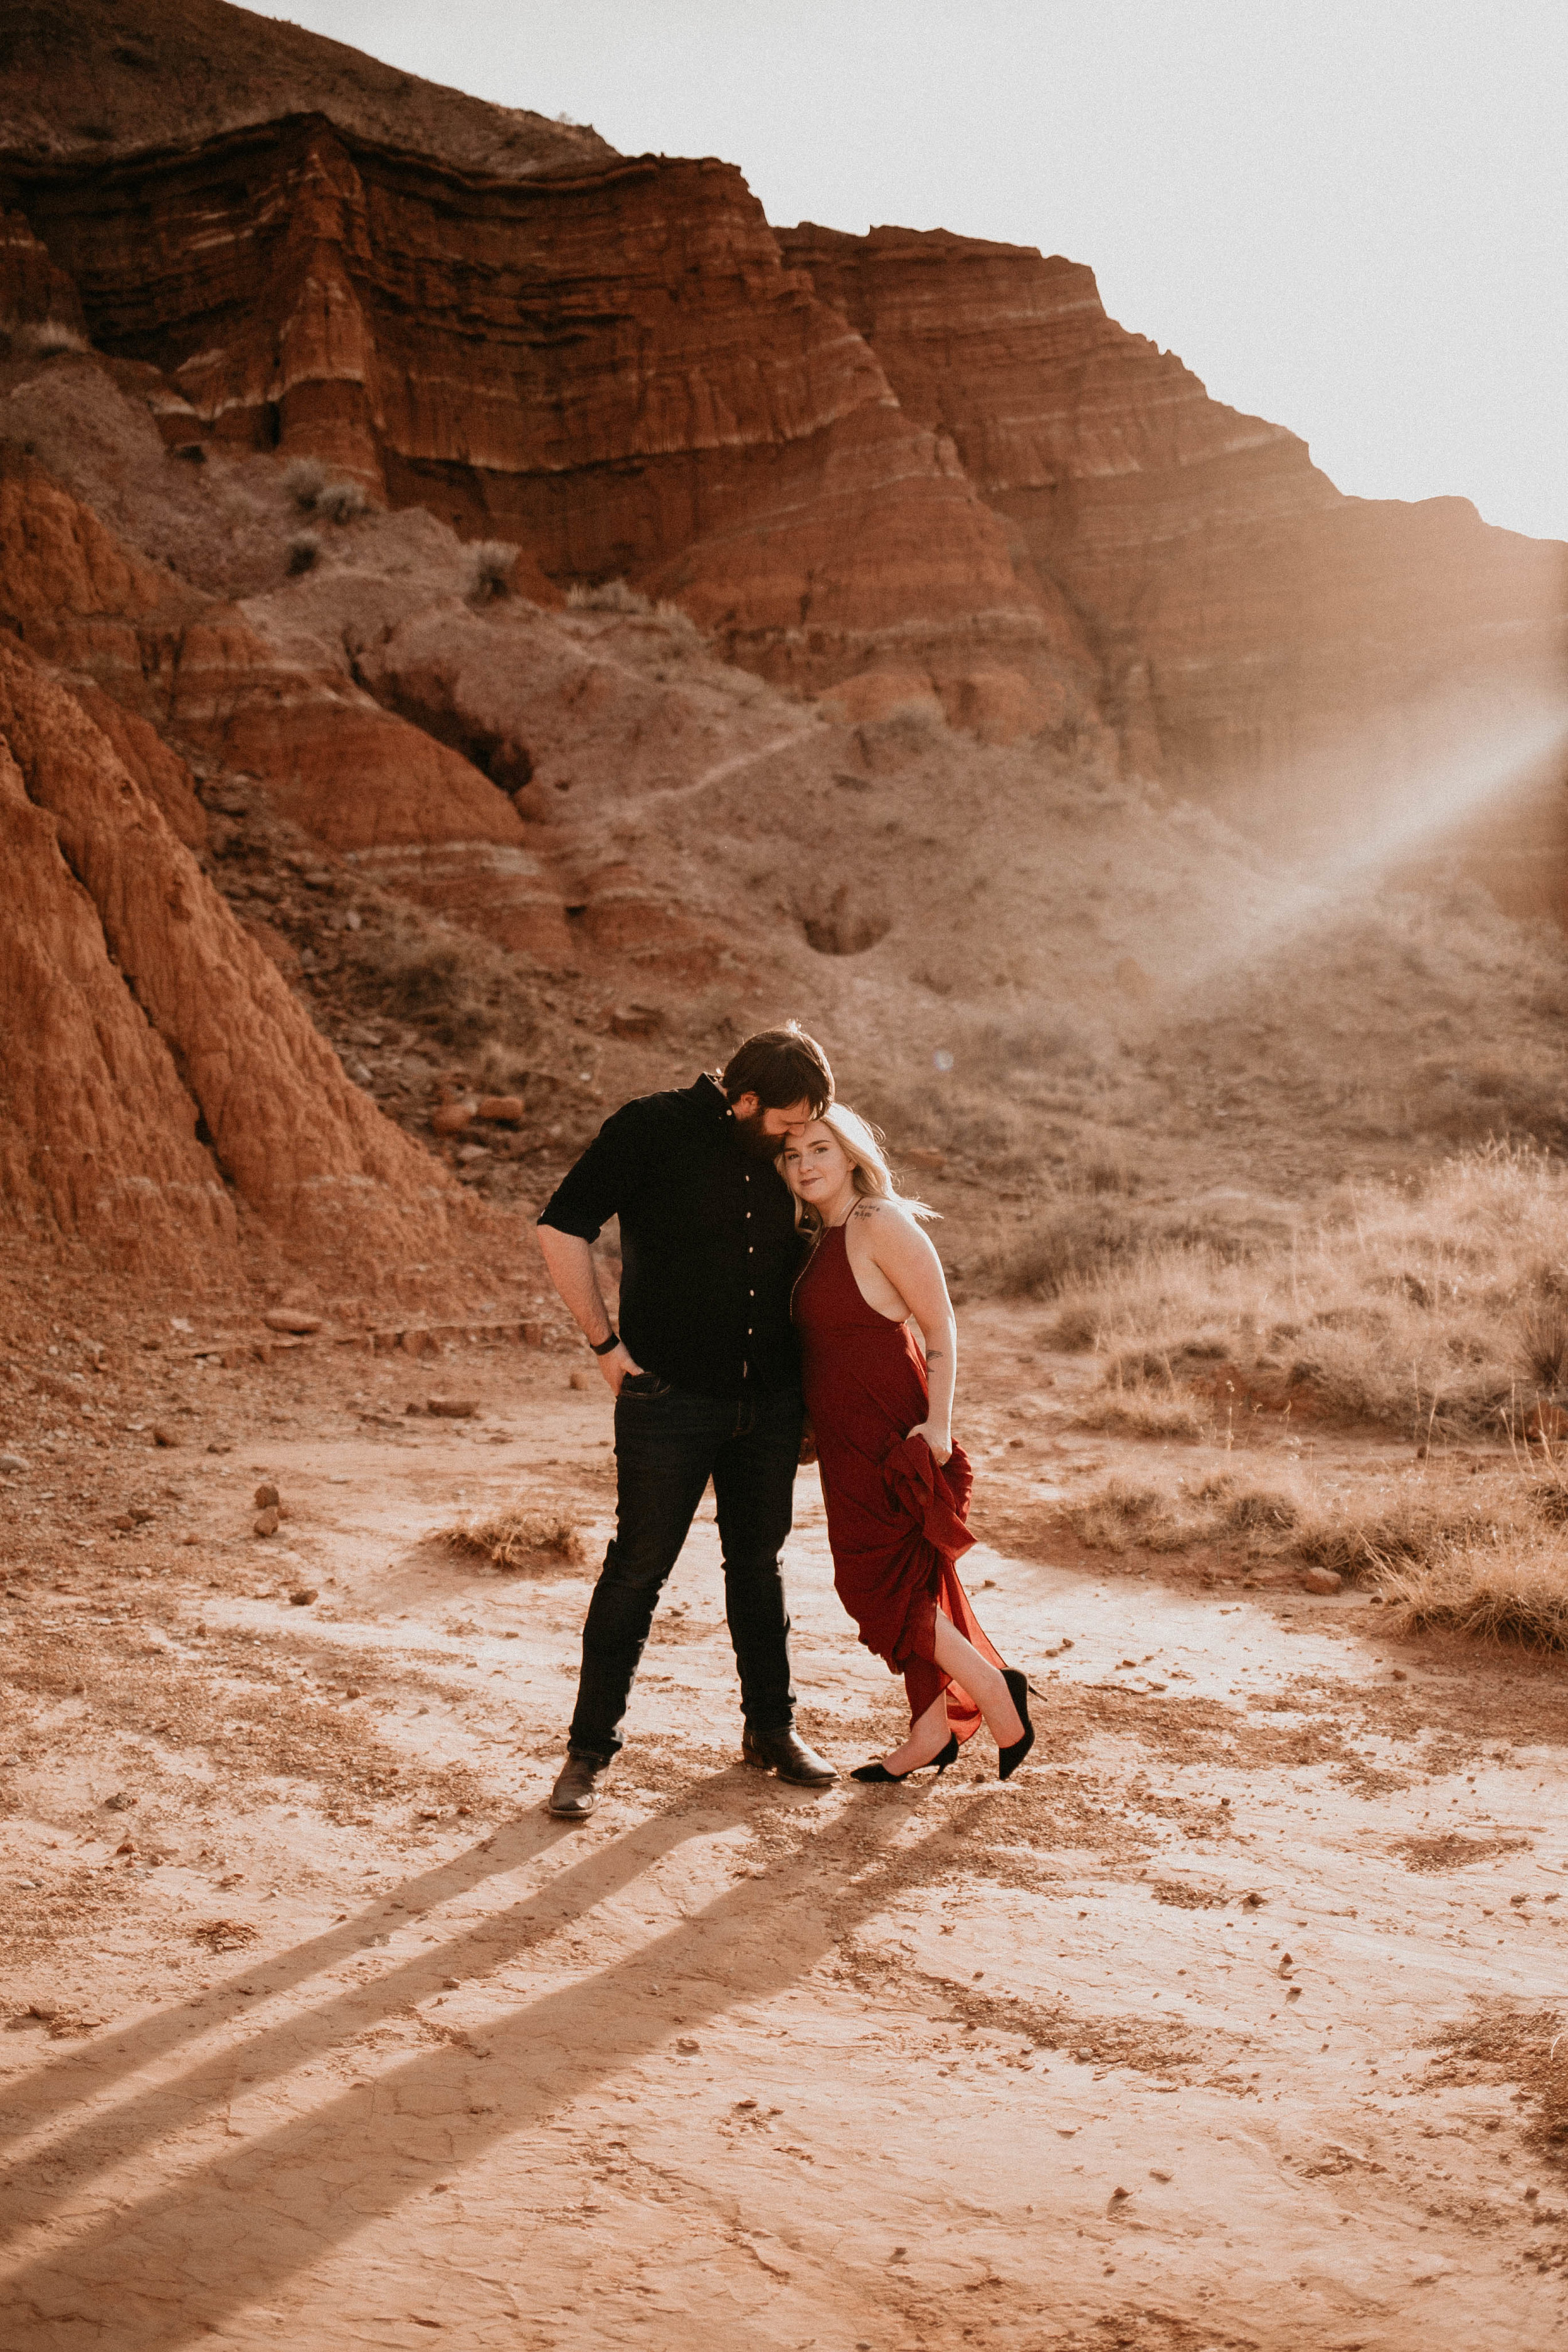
793, 1224, 1005, 1739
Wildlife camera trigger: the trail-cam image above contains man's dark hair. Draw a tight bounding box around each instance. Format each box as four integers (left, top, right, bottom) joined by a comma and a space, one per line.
720, 1024, 834, 1116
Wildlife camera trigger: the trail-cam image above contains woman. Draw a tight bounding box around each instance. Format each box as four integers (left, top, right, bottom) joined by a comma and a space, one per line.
783, 1108, 1034, 1781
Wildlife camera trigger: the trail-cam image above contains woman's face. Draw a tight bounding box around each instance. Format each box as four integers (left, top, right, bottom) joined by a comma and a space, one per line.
781, 1120, 853, 1208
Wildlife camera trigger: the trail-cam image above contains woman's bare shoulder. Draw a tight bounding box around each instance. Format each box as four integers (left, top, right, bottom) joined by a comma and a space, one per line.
849, 1197, 926, 1242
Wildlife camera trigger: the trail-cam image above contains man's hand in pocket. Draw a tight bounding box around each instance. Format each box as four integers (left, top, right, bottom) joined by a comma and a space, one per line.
601, 1342, 644, 1397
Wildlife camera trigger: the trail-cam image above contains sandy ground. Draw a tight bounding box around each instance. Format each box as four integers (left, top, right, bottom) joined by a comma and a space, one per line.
3, 1313, 1568, 2351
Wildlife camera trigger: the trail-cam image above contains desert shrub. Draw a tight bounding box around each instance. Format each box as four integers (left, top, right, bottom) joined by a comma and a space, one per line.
1040, 1143, 1568, 1438
467, 540, 518, 601
566, 577, 652, 615
282, 458, 326, 511
1041, 1303, 1099, 1352
1382, 1526, 1568, 1650
979, 1200, 1148, 1300
1067, 1469, 1305, 1554
285, 531, 321, 576
1070, 1376, 1210, 1441
442, 1508, 586, 1572
13, 318, 89, 356
316, 479, 369, 524
347, 918, 539, 1057
361, 943, 497, 1049
1521, 1301, 1568, 1394
654, 598, 700, 638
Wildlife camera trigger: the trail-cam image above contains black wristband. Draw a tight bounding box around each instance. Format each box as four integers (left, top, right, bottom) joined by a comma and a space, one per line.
589, 1330, 620, 1357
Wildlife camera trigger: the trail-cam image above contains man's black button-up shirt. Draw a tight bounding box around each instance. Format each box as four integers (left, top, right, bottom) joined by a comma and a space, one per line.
537, 1073, 803, 1399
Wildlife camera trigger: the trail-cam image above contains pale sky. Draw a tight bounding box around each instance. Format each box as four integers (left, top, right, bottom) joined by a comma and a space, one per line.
248, 0, 1567, 543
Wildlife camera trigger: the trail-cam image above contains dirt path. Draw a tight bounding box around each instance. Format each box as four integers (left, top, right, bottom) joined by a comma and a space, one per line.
3, 1325, 1567, 2350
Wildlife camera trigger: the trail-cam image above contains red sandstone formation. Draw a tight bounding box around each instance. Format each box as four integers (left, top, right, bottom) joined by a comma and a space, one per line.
64, 687, 208, 853
779, 224, 1568, 868
3, 0, 1566, 1291
0, 699, 236, 1277
7, 9, 1557, 857
0, 0, 612, 179
0, 636, 472, 1281
15, 119, 1049, 665
3, 4, 1096, 736
0, 448, 522, 859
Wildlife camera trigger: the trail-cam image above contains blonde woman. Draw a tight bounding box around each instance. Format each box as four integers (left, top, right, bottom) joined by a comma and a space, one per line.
783, 1109, 1034, 1781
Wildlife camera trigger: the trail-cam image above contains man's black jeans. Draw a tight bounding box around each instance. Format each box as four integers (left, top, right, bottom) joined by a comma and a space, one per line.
568, 1377, 803, 1760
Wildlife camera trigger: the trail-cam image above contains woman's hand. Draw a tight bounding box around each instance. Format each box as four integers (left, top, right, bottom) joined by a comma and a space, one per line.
908, 1419, 953, 1465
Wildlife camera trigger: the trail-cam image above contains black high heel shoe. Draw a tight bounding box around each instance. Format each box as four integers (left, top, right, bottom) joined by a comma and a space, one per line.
997, 1668, 1036, 1781
851, 1732, 960, 1784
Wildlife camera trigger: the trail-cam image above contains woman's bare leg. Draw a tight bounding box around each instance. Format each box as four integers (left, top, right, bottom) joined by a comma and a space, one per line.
931, 1614, 1024, 1746
876, 1691, 950, 1776
872, 1614, 1025, 1772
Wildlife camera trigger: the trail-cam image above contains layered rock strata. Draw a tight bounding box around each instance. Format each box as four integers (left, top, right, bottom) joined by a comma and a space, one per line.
0, 0, 612, 179
780, 224, 1568, 887
4, 107, 1096, 734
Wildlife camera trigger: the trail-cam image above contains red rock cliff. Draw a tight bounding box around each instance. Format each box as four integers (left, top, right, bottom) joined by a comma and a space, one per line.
779, 224, 1568, 870
0, 630, 479, 1284
8, 117, 1051, 664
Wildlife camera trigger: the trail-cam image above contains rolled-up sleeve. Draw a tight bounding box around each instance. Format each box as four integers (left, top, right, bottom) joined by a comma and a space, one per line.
537, 1104, 644, 1241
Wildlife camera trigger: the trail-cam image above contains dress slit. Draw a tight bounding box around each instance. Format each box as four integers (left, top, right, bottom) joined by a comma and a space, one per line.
793, 1224, 1002, 1740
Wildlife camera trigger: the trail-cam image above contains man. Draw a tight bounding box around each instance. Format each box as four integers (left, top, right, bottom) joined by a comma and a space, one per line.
536, 1024, 839, 1821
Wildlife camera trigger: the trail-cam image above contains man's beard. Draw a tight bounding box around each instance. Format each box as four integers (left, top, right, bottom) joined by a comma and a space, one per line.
733, 1106, 783, 1159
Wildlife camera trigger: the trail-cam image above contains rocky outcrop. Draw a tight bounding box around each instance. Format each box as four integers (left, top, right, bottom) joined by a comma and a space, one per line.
0, 0, 612, 179
0, 707, 235, 1275
0, 447, 523, 857
0, 635, 473, 1277
6, 100, 1095, 732
3, 8, 1560, 850
55, 686, 206, 852
780, 224, 1568, 877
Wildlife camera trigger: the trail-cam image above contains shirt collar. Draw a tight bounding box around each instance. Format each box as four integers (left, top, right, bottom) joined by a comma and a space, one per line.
690, 1072, 733, 1121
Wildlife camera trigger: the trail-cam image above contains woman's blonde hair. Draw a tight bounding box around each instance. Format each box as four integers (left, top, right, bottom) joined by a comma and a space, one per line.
780, 1104, 938, 1235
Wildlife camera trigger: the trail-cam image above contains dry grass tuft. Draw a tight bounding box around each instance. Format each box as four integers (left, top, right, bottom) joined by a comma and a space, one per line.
978, 1199, 1150, 1300
1036, 1144, 1568, 1439
1067, 1470, 1297, 1554
1521, 1301, 1568, 1395
467, 540, 519, 601
566, 577, 652, 615
1381, 1523, 1568, 1649
282, 457, 326, 511
9, 318, 90, 356
1071, 1379, 1212, 1442
443, 1508, 587, 1573
1061, 1455, 1568, 1618
316, 478, 370, 525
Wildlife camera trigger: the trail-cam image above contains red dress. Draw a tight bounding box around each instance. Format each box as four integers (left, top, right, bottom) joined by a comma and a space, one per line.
793, 1223, 1004, 1740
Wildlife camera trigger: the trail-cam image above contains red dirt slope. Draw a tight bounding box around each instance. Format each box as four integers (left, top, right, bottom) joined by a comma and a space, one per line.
0, 638, 475, 1286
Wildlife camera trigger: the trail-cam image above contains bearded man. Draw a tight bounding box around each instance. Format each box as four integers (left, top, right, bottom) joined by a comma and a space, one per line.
536, 1024, 839, 1820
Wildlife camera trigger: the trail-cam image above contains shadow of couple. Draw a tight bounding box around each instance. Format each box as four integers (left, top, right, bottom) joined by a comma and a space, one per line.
1, 1762, 992, 2346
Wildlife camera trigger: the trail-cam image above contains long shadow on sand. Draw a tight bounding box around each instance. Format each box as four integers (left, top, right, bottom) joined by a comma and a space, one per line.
1, 1774, 988, 2346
